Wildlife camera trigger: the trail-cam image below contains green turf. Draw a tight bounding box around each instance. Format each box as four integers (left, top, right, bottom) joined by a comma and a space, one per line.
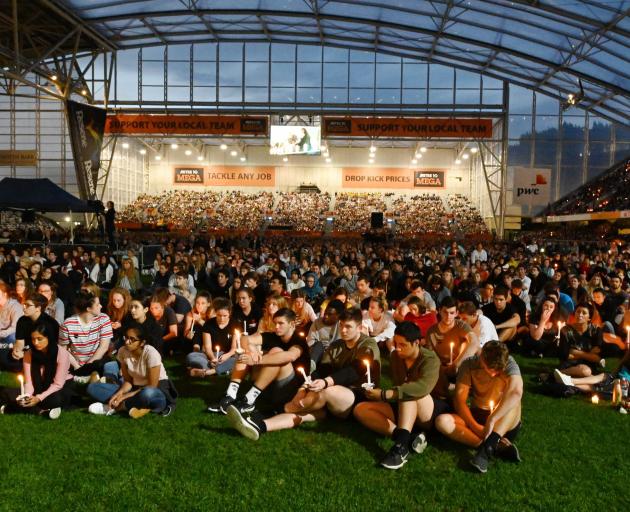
0, 355, 628, 512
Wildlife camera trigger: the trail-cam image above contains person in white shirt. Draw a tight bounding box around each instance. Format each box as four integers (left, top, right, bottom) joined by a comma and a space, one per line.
362, 296, 396, 351
287, 269, 305, 294
470, 243, 488, 265
457, 301, 498, 348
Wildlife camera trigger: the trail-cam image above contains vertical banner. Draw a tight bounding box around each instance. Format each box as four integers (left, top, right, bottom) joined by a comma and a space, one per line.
512, 167, 551, 206
66, 100, 107, 200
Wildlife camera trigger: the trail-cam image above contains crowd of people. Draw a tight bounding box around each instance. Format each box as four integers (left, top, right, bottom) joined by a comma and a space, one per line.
391, 194, 449, 234
273, 192, 331, 231
448, 194, 487, 236
546, 157, 630, 215
0, 232, 628, 472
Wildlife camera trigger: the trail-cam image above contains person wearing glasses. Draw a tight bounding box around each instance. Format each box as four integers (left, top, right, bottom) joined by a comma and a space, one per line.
0, 293, 59, 372
87, 324, 177, 419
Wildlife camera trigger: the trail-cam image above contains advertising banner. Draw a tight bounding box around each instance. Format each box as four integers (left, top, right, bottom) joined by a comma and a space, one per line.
66, 100, 107, 199
324, 117, 493, 138
205, 166, 275, 187
105, 115, 268, 136
413, 170, 446, 188
342, 168, 448, 189
174, 167, 204, 184
0, 150, 38, 166
512, 167, 551, 206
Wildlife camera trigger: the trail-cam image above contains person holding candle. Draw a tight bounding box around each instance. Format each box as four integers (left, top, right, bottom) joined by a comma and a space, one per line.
354, 321, 441, 469
435, 341, 524, 473
182, 291, 213, 352
231, 288, 262, 335
59, 290, 113, 382
425, 297, 480, 399
86, 324, 177, 418
362, 296, 396, 352
0, 322, 73, 419
218, 308, 310, 422
306, 299, 344, 368
0, 293, 58, 372
186, 297, 237, 378
524, 295, 565, 358
225, 307, 379, 440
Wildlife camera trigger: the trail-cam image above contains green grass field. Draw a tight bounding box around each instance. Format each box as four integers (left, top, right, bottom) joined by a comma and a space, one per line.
0, 355, 628, 512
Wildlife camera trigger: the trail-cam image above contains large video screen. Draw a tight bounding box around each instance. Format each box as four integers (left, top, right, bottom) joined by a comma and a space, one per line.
269, 125, 321, 156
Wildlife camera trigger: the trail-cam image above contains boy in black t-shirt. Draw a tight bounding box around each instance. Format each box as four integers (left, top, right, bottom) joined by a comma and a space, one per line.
481, 286, 520, 343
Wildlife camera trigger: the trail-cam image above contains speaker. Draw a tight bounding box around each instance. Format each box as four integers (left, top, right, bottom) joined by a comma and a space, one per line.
370, 212, 384, 229
21, 210, 36, 223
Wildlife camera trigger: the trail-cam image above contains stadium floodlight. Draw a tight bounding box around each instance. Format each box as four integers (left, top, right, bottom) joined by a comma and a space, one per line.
470, 147, 478, 154
420, 147, 427, 153
220, 144, 228, 150
139, 149, 146, 155
455, 159, 461, 164
230, 150, 237, 156
171, 143, 178, 150
462, 153, 469, 160
197, 156, 203, 161
369, 145, 376, 153
240, 157, 246, 162
122, 142, 129, 149
51, 75, 58, 81
325, 158, 332, 163
283, 157, 288, 162
185, 150, 192, 156
368, 158, 374, 164
415, 153, 423, 159
562, 79, 584, 110
155, 155, 162, 161
412, 159, 418, 164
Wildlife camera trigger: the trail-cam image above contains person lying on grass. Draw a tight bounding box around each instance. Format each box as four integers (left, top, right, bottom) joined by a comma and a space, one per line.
435, 341, 523, 474
186, 297, 236, 378
209, 308, 311, 416
354, 321, 440, 470
226, 307, 379, 440
86, 324, 177, 419
553, 346, 630, 394
0, 321, 73, 419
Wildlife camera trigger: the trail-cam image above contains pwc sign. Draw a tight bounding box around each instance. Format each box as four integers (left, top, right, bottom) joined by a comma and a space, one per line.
512, 168, 551, 206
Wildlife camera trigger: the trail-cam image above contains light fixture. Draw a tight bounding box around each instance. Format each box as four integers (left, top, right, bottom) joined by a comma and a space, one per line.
64, 216, 71, 222
325, 158, 331, 163
155, 155, 162, 161
240, 156, 246, 162
171, 143, 178, 150
420, 146, 427, 153
470, 147, 478, 154
139, 149, 146, 155
220, 143, 228, 150
81, 89, 87, 96
462, 153, 469, 160
562, 79, 585, 110
122, 142, 129, 149
368, 158, 374, 164
185, 149, 192, 156
415, 153, 423, 159
455, 159, 461, 164
51, 75, 58, 81
283, 157, 288, 162
369, 145, 376, 153
412, 159, 418, 164
230, 150, 238, 157
197, 156, 203, 161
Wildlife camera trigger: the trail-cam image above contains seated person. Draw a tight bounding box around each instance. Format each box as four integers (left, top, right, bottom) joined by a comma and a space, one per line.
558, 302, 604, 378
171, 271, 196, 306
226, 307, 379, 440
87, 324, 177, 418
524, 295, 564, 358
0, 293, 58, 372
403, 296, 438, 343
231, 288, 262, 335
306, 299, 344, 367
482, 286, 520, 343
425, 297, 480, 399
182, 291, 213, 352
186, 297, 237, 378
291, 288, 317, 334
0, 281, 23, 347
148, 296, 179, 354
123, 296, 164, 355
435, 341, 523, 473
457, 301, 498, 348
257, 293, 290, 334
393, 281, 436, 323
362, 296, 396, 352
59, 291, 113, 381
354, 322, 441, 470
0, 322, 73, 419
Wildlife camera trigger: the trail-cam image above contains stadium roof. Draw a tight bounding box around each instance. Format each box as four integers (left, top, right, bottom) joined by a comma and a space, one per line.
2, 1, 630, 124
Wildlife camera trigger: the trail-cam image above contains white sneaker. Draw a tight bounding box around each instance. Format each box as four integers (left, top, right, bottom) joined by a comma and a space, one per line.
88, 402, 115, 416
599, 358, 606, 368
554, 369, 573, 386
73, 375, 91, 384
0, 404, 5, 414
48, 407, 61, 420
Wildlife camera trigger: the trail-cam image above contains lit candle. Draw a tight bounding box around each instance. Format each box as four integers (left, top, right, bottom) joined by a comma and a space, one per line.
215, 345, 220, 360
18, 374, 24, 397
591, 394, 599, 405
243, 320, 247, 335
234, 330, 243, 354
449, 342, 454, 365
489, 400, 495, 413
297, 366, 312, 385
626, 326, 629, 350
364, 359, 372, 386
555, 321, 565, 344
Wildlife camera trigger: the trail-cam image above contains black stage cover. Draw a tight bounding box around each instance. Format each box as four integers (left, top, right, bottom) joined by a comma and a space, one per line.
0, 178, 99, 213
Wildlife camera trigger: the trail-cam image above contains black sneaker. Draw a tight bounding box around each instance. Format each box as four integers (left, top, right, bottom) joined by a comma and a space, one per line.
232, 397, 256, 414
410, 431, 428, 454
226, 405, 260, 441
380, 443, 409, 470
496, 440, 521, 463
206, 395, 235, 414
470, 445, 491, 473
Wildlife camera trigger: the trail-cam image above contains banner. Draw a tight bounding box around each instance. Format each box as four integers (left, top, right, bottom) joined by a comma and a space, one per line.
105, 115, 268, 136
66, 100, 107, 199
324, 117, 493, 138
414, 170, 446, 188
0, 150, 38, 166
512, 167, 551, 206
205, 166, 275, 187
174, 167, 204, 184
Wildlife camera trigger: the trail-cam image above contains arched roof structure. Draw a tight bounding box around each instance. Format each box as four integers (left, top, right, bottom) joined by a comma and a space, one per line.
37, 0, 630, 125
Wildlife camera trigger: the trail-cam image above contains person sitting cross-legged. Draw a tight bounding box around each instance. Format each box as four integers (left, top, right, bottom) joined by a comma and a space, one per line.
354, 321, 441, 470
226, 307, 379, 440
214, 308, 311, 418
435, 341, 523, 473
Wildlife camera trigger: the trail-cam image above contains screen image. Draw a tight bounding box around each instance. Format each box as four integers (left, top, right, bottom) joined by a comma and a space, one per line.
269, 125, 321, 155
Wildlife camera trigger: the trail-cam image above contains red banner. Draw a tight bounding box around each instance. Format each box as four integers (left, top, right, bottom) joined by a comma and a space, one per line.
324, 117, 493, 138
105, 115, 268, 135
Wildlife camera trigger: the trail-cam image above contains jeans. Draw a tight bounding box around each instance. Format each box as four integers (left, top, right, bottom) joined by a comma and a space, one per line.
186, 351, 235, 375
0, 333, 16, 345
103, 361, 122, 383
87, 382, 167, 413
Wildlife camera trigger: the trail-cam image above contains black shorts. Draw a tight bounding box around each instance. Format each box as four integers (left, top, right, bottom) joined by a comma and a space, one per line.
559, 359, 603, 373
471, 407, 491, 425
390, 396, 452, 425
264, 372, 303, 411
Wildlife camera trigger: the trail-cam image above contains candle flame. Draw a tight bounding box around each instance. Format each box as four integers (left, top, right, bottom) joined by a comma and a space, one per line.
591, 394, 599, 404
18, 374, 23, 383
215, 345, 220, 351
363, 359, 370, 367
489, 400, 495, 412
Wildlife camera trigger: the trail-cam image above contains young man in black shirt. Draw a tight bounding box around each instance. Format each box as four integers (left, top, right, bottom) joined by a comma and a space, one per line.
482, 286, 520, 343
